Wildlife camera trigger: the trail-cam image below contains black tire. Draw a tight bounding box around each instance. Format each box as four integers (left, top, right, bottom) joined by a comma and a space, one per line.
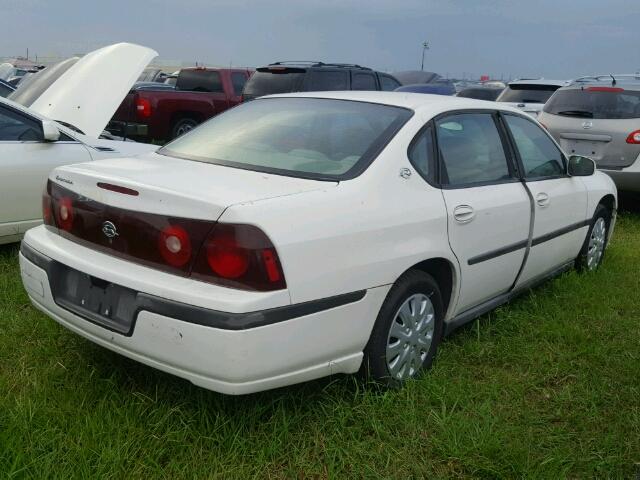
575, 204, 612, 272
171, 117, 199, 139
363, 270, 444, 388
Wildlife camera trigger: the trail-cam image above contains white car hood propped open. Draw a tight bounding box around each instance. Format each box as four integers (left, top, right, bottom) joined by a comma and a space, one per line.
28, 43, 157, 138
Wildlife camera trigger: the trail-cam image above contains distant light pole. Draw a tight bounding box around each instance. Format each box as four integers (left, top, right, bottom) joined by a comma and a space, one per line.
421, 41, 429, 71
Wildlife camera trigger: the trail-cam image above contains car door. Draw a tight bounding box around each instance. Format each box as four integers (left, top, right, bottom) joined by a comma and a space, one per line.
501, 113, 588, 286
0, 104, 91, 239
436, 111, 532, 313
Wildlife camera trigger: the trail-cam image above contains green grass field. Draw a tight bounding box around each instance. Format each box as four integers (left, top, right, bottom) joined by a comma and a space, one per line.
1, 214, 639, 479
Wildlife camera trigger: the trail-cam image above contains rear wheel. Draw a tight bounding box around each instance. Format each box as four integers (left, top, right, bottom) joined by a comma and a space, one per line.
576, 204, 611, 271
171, 117, 199, 139
363, 270, 444, 388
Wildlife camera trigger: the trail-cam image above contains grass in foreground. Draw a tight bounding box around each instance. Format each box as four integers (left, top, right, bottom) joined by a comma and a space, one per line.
1, 215, 639, 479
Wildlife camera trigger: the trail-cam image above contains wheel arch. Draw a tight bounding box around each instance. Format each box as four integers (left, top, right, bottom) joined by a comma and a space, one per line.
402, 257, 458, 318
598, 193, 616, 213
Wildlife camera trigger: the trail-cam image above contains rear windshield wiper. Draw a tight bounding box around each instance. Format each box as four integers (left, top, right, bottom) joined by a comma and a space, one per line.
556, 110, 593, 118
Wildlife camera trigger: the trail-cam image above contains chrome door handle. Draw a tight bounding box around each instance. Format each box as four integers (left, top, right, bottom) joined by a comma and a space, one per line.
453, 204, 475, 223
536, 192, 550, 207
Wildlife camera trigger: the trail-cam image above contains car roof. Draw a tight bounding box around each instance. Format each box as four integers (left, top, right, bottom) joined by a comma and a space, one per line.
508, 78, 569, 87
264, 90, 525, 116
261, 61, 374, 71
564, 74, 640, 90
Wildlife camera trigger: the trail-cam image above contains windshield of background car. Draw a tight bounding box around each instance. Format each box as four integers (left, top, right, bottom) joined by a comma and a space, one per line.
543, 87, 640, 119
242, 68, 305, 99
159, 97, 413, 180
497, 84, 560, 103
8, 57, 79, 107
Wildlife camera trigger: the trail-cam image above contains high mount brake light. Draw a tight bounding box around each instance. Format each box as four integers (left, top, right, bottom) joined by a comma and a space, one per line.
627, 130, 640, 144
97, 182, 139, 196
43, 180, 287, 292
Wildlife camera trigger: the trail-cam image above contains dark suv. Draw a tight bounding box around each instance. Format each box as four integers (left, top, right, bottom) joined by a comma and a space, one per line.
242, 62, 402, 100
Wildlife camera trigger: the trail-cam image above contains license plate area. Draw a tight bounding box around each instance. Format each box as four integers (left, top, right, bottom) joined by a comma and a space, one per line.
50, 263, 138, 335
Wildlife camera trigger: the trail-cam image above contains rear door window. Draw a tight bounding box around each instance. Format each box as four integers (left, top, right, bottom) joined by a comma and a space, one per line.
176, 70, 223, 93
436, 113, 512, 187
544, 88, 640, 119
352, 72, 377, 91
307, 70, 349, 91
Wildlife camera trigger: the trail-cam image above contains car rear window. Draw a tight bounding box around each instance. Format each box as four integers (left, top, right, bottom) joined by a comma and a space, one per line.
176, 70, 223, 93
242, 68, 305, 99
544, 87, 640, 119
497, 84, 560, 103
159, 97, 412, 180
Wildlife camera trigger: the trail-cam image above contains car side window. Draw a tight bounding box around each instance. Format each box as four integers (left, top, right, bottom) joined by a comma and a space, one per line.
307, 71, 349, 91
504, 114, 564, 179
231, 72, 247, 96
352, 73, 376, 91
0, 105, 42, 141
379, 74, 401, 91
436, 113, 512, 187
408, 125, 434, 181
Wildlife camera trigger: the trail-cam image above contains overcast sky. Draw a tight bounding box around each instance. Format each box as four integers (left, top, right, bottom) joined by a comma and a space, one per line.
1, 0, 639, 79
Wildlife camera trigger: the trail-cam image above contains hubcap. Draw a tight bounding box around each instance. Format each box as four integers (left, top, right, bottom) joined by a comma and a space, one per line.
386, 293, 435, 381
587, 217, 606, 270
176, 123, 195, 136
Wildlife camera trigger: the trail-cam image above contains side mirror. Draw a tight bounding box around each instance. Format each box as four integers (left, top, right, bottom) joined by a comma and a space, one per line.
568, 155, 595, 176
42, 120, 60, 142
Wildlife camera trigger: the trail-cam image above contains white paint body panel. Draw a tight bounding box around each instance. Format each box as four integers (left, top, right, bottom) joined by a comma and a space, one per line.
0, 91, 157, 245
29, 43, 158, 139
19, 91, 617, 394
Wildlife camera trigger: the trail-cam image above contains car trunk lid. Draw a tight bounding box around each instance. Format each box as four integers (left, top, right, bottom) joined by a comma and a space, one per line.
51, 152, 336, 222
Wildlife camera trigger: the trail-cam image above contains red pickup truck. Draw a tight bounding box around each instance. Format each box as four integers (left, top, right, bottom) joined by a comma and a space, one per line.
108, 67, 253, 143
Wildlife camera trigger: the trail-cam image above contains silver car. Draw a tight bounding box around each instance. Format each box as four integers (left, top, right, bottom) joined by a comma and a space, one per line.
538, 75, 640, 192
496, 79, 568, 118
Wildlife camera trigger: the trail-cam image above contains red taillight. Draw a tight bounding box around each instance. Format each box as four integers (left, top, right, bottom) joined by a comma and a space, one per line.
192, 223, 286, 291
136, 97, 152, 118
586, 86, 624, 92
158, 225, 192, 267
626, 130, 640, 144
55, 196, 74, 231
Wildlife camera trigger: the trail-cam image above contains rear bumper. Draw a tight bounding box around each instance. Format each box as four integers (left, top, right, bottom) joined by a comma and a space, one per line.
600, 156, 640, 192
107, 120, 148, 137
19, 228, 388, 394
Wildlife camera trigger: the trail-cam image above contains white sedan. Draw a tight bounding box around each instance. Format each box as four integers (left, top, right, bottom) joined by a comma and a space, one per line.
20, 91, 616, 394
0, 43, 158, 244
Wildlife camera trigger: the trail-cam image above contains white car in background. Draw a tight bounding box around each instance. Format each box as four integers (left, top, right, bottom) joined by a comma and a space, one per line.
497, 79, 568, 117
0, 43, 158, 245
20, 92, 616, 394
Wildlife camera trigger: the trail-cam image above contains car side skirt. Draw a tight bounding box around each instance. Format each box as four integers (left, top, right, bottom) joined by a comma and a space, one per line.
444, 260, 574, 336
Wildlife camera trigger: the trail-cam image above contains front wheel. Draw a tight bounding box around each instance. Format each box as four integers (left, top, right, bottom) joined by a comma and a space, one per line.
363, 270, 444, 388
576, 204, 611, 271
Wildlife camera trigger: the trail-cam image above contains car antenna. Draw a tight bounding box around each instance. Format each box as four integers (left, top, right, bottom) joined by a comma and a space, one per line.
610, 74, 616, 85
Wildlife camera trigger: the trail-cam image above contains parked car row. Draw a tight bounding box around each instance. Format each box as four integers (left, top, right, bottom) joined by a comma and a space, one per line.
0, 42, 627, 396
